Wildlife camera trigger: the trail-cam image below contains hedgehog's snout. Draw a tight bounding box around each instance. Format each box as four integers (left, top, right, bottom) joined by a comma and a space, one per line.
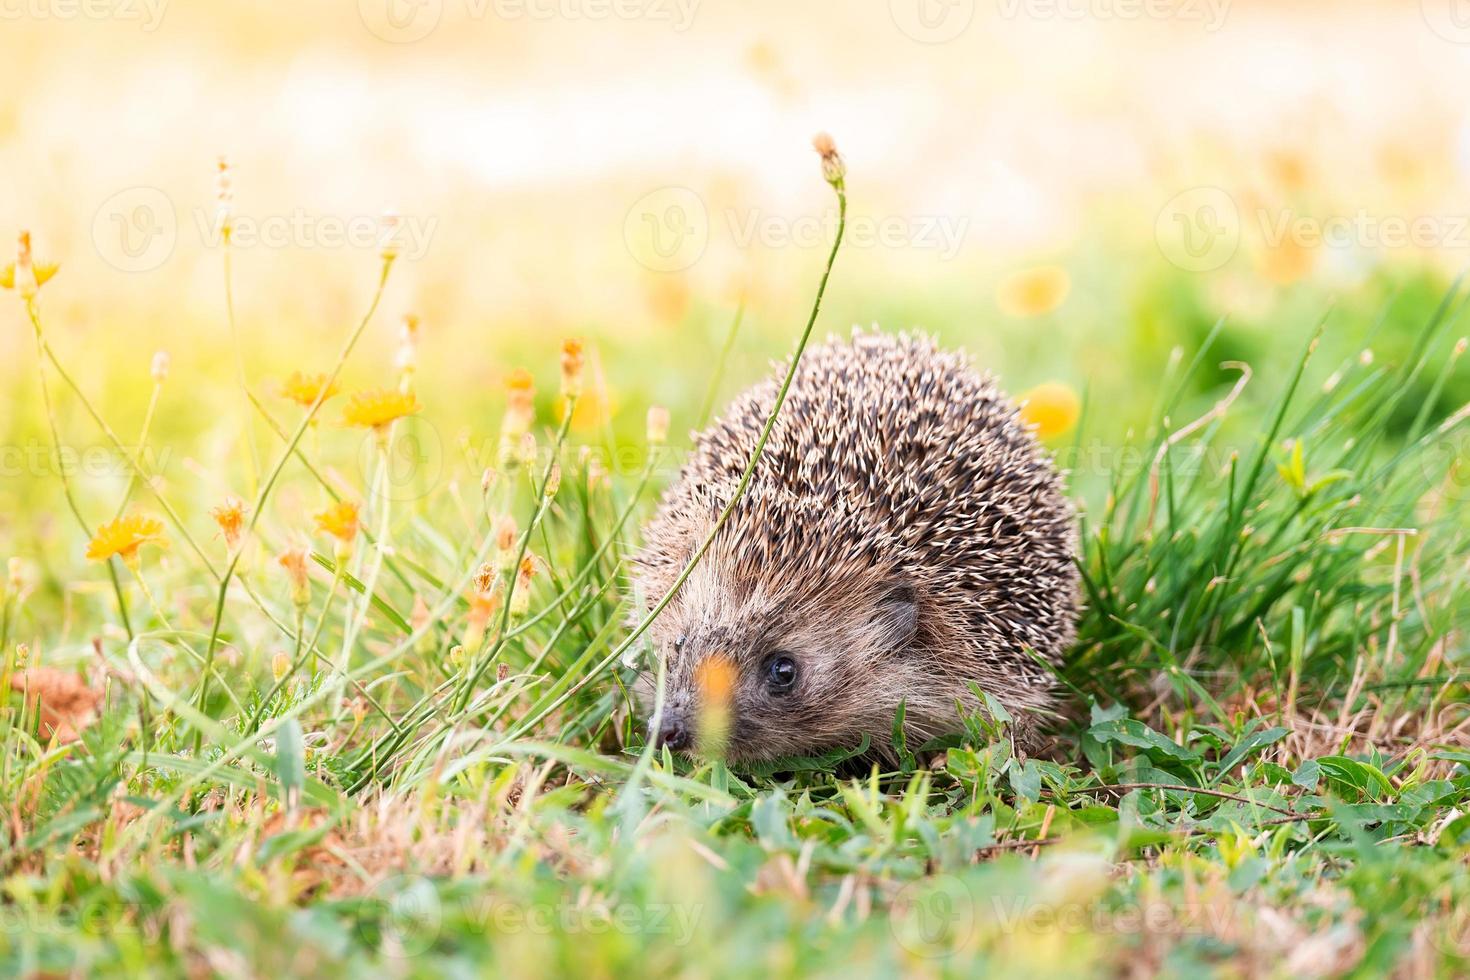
651, 712, 694, 753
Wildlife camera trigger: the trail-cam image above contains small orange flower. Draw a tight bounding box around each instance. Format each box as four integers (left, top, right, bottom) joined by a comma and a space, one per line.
996, 265, 1070, 318
314, 501, 361, 544
85, 515, 166, 568
211, 496, 249, 550
560, 338, 585, 398
342, 388, 420, 432
466, 583, 502, 640
1018, 382, 1081, 440
281, 371, 341, 408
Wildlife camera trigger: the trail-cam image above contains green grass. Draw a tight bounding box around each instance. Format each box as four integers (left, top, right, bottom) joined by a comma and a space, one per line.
4, 166, 1470, 978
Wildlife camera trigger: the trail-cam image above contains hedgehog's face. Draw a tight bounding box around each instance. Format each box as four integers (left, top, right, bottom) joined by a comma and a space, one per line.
642, 575, 921, 763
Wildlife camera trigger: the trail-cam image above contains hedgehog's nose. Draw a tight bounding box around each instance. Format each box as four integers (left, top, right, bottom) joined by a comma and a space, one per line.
653, 715, 693, 752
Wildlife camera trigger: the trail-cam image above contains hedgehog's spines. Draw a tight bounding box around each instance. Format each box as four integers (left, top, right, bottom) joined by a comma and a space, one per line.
634, 328, 1079, 752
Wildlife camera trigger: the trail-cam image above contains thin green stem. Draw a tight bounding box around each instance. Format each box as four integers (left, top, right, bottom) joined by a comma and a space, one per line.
112, 380, 163, 520
452, 400, 577, 713
222, 242, 263, 494
506, 180, 848, 744
25, 298, 133, 639
193, 256, 396, 748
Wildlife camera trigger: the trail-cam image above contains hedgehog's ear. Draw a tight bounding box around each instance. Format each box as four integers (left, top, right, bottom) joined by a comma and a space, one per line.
871, 581, 918, 654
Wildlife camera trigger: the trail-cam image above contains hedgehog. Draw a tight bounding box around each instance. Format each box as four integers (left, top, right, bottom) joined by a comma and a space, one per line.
631, 328, 1079, 763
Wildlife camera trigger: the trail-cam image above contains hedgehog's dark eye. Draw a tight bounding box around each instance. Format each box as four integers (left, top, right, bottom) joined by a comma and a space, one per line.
674, 634, 687, 652
765, 653, 797, 694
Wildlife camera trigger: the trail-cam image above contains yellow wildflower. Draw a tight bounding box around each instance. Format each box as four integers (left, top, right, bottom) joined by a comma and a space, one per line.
996, 265, 1071, 318
281, 371, 341, 408
1, 232, 59, 299
314, 501, 361, 545
85, 515, 167, 569
342, 388, 420, 433
1018, 382, 1081, 440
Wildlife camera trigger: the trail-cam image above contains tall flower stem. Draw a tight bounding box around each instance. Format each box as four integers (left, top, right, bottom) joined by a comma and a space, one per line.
506, 172, 847, 744
25, 298, 133, 638
193, 256, 396, 747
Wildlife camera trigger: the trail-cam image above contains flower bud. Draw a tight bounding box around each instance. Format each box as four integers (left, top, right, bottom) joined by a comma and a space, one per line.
150, 350, 170, 384
271, 651, 291, 682
812, 132, 846, 187
379, 210, 402, 262
494, 514, 518, 570
216, 157, 234, 239
278, 547, 312, 610
509, 556, 535, 618
560, 338, 585, 399
503, 369, 535, 438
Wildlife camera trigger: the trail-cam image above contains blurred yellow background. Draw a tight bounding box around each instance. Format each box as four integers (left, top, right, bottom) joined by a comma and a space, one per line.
5, 0, 1470, 546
